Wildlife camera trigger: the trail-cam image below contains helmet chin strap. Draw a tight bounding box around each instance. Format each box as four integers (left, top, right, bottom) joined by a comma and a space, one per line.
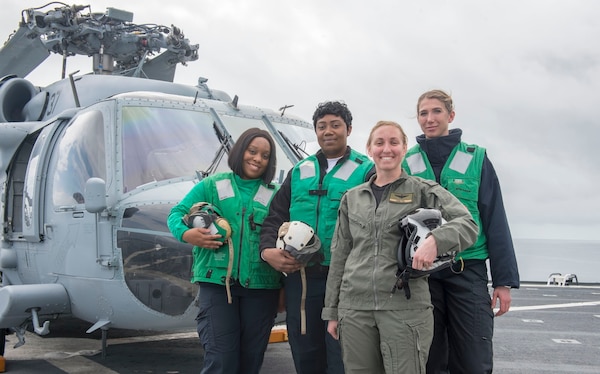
300, 267, 307, 334
225, 240, 233, 304
276, 221, 321, 334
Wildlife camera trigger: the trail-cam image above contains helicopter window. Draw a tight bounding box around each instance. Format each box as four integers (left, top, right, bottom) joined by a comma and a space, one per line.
119, 204, 197, 315
121, 107, 227, 191
271, 121, 320, 158
50, 111, 106, 207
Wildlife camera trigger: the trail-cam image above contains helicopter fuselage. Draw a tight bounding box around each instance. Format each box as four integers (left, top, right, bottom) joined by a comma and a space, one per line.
0, 74, 317, 339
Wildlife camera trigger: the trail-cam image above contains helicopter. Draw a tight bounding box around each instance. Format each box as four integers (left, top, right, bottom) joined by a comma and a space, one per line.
0, 3, 318, 358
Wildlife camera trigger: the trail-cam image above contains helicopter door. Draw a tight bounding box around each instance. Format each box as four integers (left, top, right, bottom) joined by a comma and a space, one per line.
43, 109, 113, 278
20, 124, 57, 242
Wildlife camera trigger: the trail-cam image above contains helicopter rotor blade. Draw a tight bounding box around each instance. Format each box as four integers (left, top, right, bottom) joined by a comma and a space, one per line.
132, 51, 179, 82
0, 25, 50, 78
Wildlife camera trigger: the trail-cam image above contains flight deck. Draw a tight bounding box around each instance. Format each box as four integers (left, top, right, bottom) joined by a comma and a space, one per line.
2, 283, 599, 373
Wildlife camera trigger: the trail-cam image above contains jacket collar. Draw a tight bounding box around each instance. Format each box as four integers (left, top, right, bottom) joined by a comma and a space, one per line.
315, 146, 352, 170
364, 170, 409, 190
416, 128, 463, 167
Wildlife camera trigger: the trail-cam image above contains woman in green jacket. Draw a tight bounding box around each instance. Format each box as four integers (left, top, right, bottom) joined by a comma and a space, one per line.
323, 121, 478, 374
168, 128, 281, 374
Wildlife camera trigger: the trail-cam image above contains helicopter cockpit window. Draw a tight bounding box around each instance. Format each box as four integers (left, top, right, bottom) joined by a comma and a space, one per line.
121, 107, 227, 192
219, 115, 296, 183
271, 121, 320, 159
50, 110, 106, 207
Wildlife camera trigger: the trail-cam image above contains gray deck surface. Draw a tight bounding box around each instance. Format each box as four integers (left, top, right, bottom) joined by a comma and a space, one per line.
2, 283, 600, 373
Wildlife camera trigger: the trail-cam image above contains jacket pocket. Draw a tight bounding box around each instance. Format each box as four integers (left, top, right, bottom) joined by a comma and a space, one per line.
446, 177, 478, 202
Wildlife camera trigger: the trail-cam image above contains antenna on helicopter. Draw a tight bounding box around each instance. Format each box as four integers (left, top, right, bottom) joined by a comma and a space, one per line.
68, 70, 81, 107
279, 104, 294, 116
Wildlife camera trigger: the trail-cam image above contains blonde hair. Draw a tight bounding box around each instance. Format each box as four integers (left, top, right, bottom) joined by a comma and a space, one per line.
366, 120, 408, 149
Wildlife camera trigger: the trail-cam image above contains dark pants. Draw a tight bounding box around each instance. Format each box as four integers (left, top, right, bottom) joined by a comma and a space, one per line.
426, 260, 494, 374
0, 328, 6, 356
284, 269, 344, 374
196, 283, 279, 374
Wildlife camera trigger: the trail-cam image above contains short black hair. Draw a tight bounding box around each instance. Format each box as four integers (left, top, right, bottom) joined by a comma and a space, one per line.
228, 128, 277, 184
312, 101, 352, 129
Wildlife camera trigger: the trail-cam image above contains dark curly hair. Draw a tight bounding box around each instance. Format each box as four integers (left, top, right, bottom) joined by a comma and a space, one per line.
228, 128, 277, 184
312, 101, 352, 129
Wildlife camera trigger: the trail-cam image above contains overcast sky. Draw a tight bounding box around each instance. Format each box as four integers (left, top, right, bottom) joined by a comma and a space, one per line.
2, 0, 599, 241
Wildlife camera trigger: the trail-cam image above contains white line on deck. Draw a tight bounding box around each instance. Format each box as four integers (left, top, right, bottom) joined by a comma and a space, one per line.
552, 338, 581, 344
509, 300, 600, 311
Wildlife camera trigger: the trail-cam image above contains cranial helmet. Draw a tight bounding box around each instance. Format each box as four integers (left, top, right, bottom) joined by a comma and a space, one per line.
276, 221, 321, 264
183, 202, 232, 244
397, 208, 456, 277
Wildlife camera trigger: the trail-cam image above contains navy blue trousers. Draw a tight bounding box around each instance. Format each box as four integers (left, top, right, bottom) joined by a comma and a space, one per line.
196, 283, 279, 374
426, 260, 494, 374
284, 270, 345, 374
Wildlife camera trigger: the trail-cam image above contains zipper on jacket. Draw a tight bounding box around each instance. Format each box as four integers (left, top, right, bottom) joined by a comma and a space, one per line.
372, 188, 381, 309
315, 182, 323, 234
314, 162, 327, 249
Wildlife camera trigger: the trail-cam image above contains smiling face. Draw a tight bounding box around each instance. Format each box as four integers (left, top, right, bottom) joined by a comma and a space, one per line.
367, 122, 407, 175
315, 114, 351, 158
241, 136, 271, 180
417, 97, 455, 138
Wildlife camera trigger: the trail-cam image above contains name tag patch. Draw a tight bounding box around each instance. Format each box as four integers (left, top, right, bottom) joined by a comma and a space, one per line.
389, 192, 413, 204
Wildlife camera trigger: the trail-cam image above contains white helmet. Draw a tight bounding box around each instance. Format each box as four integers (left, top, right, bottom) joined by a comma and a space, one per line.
276, 221, 321, 264
397, 208, 456, 277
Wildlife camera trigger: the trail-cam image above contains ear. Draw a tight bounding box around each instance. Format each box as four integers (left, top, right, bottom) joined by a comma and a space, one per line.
448, 110, 456, 123
347, 125, 352, 136
400, 143, 408, 159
